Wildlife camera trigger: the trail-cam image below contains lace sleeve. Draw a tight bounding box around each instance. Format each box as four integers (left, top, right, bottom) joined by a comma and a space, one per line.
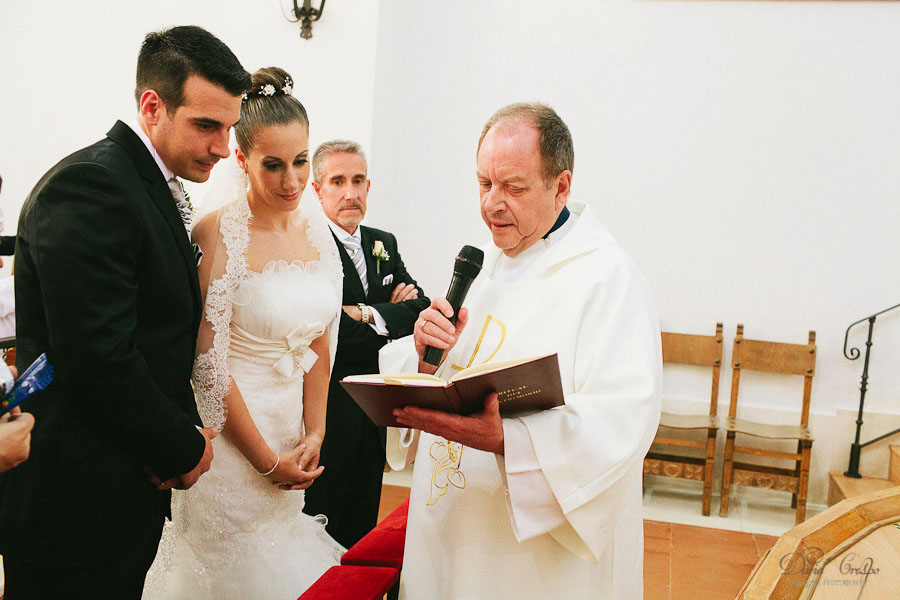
192, 199, 250, 431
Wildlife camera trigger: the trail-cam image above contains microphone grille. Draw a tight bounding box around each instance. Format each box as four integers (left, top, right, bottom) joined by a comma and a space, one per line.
458, 245, 484, 266
454, 245, 484, 278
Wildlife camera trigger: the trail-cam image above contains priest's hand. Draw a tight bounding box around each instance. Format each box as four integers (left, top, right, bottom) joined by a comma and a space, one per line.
393, 392, 504, 455
414, 297, 469, 374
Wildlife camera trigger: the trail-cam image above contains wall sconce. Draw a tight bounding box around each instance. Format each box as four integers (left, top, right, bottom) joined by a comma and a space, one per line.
288, 0, 326, 40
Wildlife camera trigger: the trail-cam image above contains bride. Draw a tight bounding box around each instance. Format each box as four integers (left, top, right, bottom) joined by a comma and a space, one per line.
144, 67, 344, 598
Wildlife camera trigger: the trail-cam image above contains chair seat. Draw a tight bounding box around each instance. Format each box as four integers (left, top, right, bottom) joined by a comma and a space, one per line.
659, 412, 719, 430
297, 565, 399, 600
725, 418, 813, 441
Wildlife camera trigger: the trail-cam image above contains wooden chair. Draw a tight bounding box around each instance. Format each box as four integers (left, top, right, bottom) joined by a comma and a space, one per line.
644, 322, 724, 516
719, 324, 816, 525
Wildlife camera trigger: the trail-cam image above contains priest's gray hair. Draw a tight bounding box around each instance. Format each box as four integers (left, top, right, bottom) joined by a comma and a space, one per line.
478, 102, 574, 188
312, 140, 368, 184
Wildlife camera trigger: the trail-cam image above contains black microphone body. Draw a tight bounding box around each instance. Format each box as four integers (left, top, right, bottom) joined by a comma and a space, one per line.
423, 245, 484, 366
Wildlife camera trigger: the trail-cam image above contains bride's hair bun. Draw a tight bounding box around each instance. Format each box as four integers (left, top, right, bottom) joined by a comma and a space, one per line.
236, 66, 309, 152
248, 67, 293, 98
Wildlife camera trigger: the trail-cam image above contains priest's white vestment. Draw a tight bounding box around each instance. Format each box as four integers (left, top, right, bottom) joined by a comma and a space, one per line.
385, 200, 662, 599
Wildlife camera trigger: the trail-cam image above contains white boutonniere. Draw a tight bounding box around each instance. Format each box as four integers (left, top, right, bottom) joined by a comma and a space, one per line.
372, 240, 390, 274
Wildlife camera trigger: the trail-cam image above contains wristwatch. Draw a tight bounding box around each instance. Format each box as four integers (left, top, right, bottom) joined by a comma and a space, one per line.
357, 303, 370, 324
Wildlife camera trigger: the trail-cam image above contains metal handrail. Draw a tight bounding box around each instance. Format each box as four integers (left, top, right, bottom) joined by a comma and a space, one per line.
843, 302, 900, 478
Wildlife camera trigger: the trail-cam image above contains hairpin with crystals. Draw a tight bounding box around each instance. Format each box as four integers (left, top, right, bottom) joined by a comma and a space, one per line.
255, 76, 294, 98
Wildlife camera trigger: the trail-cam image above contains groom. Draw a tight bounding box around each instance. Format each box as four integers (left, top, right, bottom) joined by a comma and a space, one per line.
0, 26, 249, 598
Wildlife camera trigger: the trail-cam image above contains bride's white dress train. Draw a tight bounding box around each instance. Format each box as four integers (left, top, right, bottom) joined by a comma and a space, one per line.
144, 199, 344, 599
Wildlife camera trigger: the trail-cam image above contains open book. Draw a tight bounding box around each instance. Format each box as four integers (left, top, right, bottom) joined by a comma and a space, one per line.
340, 354, 565, 427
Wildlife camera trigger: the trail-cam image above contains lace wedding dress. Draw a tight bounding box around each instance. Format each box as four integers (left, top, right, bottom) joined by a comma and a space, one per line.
144, 197, 345, 599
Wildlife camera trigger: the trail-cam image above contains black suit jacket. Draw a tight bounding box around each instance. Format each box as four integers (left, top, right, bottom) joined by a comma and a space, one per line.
324, 225, 429, 464
0, 121, 206, 566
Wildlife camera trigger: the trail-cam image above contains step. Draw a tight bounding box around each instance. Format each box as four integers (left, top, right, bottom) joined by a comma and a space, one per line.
828, 471, 897, 506
891, 446, 900, 486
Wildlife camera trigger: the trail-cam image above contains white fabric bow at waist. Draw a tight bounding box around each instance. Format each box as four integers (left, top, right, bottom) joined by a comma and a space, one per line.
230, 321, 325, 379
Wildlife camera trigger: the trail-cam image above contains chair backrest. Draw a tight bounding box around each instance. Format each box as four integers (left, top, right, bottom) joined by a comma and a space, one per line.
660, 322, 724, 416
728, 324, 816, 426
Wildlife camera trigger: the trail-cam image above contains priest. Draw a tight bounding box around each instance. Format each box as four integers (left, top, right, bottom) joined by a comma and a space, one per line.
383, 103, 662, 599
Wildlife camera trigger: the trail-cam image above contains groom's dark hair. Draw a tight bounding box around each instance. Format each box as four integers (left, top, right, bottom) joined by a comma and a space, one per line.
134, 25, 250, 111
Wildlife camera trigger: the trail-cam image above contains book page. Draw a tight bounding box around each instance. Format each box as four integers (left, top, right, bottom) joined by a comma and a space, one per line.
342, 372, 446, 386
449, 354, 551, 382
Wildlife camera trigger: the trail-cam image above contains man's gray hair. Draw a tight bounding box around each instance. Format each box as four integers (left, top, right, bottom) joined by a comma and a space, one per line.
477, 102, 574, 187
312, 140, 368, 183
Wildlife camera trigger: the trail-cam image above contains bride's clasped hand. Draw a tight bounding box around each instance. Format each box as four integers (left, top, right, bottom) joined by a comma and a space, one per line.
269, 433, 325, 490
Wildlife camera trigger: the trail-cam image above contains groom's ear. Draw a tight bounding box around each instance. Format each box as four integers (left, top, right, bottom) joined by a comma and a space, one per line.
138, 89, 165, 124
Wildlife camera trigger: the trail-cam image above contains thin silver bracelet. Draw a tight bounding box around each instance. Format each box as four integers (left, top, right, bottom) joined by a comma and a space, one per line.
260, 454, 280, 476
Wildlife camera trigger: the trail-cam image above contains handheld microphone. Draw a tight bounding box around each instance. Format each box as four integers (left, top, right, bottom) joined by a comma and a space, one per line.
423, 245, 484, 366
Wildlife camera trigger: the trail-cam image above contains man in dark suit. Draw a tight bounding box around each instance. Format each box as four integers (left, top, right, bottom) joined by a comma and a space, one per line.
303, 140, 429, 548
0, 26, 249, 598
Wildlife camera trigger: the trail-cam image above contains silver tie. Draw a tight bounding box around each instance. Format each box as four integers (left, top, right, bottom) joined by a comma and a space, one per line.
342, 235, 368, 295
167, 178, 193, 236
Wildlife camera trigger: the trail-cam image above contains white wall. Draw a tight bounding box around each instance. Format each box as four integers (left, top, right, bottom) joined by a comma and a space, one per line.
0, 0, 379, 244
2, 0, 899, 505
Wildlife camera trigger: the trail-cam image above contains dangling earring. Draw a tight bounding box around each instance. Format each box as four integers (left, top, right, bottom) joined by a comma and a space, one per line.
234, 148, 251, 192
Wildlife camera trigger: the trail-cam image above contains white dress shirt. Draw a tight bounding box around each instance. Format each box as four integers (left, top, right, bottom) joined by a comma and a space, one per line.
327, 220, 389, 336
127, 120, 174, 183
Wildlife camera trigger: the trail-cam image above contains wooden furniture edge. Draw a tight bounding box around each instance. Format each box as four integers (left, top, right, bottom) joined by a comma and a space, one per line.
738, 486, 900, 599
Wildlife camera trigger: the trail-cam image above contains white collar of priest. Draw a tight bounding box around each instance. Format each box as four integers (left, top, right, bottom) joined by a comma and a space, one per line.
127, 119, 175, 183
492, 204, 578, 284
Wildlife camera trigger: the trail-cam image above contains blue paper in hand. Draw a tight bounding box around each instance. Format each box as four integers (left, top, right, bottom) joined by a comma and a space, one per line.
0, 353, 54, 417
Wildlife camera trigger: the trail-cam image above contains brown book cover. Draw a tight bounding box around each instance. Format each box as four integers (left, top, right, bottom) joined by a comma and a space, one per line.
340, 354, 565, 427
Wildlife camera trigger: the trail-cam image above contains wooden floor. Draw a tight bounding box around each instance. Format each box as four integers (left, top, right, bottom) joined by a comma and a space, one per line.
377, 484, 412, 522
377, 485, 778, 600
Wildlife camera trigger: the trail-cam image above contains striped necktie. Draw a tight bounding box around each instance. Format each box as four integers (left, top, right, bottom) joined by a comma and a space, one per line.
342, 235, 369, 295
167, 178, 193, 236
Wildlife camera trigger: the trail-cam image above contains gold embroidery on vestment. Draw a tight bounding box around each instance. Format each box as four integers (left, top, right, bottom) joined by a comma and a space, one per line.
429, 315, 507, 505
450, 315, 506, 371
427, 439, 466, 505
